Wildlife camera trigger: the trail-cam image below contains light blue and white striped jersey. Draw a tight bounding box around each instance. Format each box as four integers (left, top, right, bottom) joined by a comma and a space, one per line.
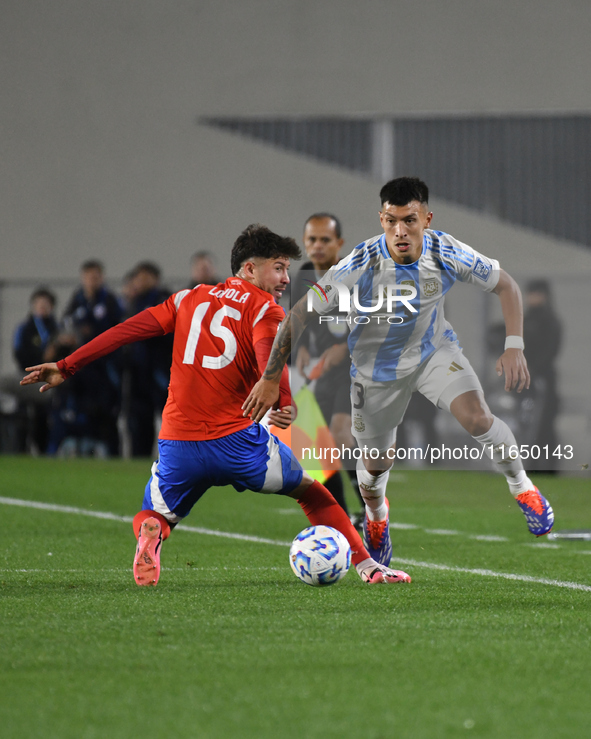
310, 229, 500, 382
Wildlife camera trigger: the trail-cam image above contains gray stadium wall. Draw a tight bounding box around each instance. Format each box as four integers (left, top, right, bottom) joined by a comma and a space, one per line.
2, 0, 590, 462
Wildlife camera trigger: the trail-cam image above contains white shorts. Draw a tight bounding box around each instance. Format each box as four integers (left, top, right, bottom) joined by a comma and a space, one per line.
350, 342, 482, 449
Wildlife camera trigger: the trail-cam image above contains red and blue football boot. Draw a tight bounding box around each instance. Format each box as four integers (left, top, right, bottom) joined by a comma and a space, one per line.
134, 517, 163, 586
516, 487, 554, 537
362, 498, 393, 565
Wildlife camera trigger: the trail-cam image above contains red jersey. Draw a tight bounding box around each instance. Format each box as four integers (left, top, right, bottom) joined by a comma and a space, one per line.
57, 276, 292, 443
148, 277, 287, 441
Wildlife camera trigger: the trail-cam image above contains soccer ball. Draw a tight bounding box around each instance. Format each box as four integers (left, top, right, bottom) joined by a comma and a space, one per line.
289, 525, 351, 586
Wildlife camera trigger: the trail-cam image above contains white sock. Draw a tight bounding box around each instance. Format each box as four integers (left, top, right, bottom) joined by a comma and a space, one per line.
506, 470, 534, 497
356, 459, 389, 521
473, 416, 534, 496
355, 557, 381, 577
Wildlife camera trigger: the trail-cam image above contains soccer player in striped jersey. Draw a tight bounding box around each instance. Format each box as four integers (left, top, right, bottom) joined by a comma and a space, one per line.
21, 224, 410, 586
244, 178, 554, 566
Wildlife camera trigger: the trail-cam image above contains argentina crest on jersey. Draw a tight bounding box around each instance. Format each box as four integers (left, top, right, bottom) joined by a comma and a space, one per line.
423, 276, 439, 297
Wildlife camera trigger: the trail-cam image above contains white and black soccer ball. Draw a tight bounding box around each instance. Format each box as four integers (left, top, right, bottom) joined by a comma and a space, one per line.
289, 525, 351, 586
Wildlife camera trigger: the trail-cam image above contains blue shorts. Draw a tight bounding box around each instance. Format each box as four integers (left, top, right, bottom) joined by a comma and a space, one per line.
142, 423, 304, 522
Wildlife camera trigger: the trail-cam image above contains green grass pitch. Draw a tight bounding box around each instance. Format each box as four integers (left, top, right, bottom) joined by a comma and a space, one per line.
1, 456, 591, 738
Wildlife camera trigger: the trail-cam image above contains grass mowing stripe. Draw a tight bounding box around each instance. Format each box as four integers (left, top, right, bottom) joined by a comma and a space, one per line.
0, 566, 287, 573
392, 557, 591, 592
0, 495, 133, 523
3, 494, 590, 593
0, 495, 290, 546
177, 522, 290, 546
397, 523, 510, 542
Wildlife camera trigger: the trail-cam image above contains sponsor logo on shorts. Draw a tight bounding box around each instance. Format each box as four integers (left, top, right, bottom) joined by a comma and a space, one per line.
447, 361, 464, 375
473, 258, 492, 281
423, 277, 439, 297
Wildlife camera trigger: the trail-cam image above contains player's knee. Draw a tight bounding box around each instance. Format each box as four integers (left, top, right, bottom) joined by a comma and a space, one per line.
451, 392, 493, 436
288, 471, 315, 499
358, 450, 393, 476
465, 409, 494, 436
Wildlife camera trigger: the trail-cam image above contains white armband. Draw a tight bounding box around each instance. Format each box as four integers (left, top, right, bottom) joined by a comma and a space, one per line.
504, 335, 525, 351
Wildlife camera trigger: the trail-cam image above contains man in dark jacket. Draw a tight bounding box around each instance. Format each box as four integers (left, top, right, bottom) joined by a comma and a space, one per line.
13, 288, 59, 452
124, 262, 173, 456
57, 260, 122, 455
520, 279, 562, 472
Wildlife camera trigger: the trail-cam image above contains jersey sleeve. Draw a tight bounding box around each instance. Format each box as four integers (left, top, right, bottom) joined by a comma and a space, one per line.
254, 336, 293, 410
57, 310, 165, 378
251, 300, 292, 409
147, 289, 194, 334
251, 300, 285, 344
436, 232, 500, 292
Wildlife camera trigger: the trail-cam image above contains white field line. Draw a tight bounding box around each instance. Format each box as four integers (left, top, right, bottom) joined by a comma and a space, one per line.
2, 496, 590, 593
391, 557, 591, 593
0, 496, 290, 547
393, 522, 509, 543
176, 522, 290, 547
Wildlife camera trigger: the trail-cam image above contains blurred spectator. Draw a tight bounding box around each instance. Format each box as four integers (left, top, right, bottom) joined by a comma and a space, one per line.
188, 251, 221, 287
119, 268, 140, 314
124, 262, 173, 456
50, 260, 123, 456
13, 288, 59, 453
486, 279, 562, 473
14, 288, 58, 370
519, 279, 562, 472
63, 260, 122, 342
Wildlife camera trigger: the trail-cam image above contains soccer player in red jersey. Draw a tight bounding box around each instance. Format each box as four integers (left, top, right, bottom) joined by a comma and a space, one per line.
21, 224, 411, 587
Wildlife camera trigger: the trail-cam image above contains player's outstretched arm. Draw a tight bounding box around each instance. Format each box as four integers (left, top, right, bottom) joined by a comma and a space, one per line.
492, 269, 530, 392
21, 363, 64, 393
243, 295, 315, 422
21, 310, 166, 394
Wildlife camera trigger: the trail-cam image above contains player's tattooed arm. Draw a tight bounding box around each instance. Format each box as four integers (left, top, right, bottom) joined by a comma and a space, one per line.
263, 296, 312, 382
243, 296, 317, 422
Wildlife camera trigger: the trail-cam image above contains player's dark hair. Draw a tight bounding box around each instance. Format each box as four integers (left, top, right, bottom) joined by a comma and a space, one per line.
526, 278, 551, 297
304, 212, 343, 239
380, 177, 429, 207
132, 261, 161, 279
191, 250, 214, 263
231, 224, 301, 275
30, 287, 56, 307
80, 259, 104, 273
